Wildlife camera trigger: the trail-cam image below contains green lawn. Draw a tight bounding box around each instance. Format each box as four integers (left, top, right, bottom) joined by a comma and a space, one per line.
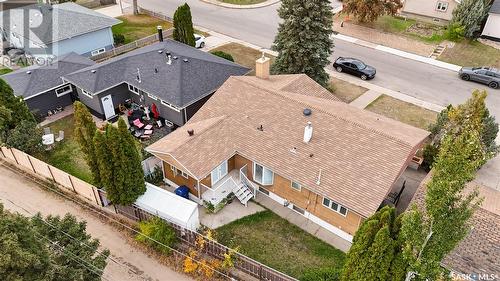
360, 15, 416, 34
438, 40, 500, 68
215, 210, 346, 279
219, 0, 266, 4
39, 115, 93, 183
366, 95, 437, 130
112, 14, 173, 44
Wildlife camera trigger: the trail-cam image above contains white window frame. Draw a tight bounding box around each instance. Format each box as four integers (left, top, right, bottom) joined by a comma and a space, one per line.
147, 93, 158, 101
55, 84, 72, 97
291, 181, 301, 191
80, 88, 93, 99
180, 170, 189, 179
161, 100, 181, 112
211, 160, 228, 186
253, 162, 274, 186
128, 84, 139, 95
436, 1, 448, 12
322, 197, 348, 217
171, 165, 188, 178
170, 165, 177, 176
91, 48, 106, 56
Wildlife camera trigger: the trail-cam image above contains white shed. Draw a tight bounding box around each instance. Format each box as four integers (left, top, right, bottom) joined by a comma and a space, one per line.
135, 183, 200, 230
482, 0, 500, 40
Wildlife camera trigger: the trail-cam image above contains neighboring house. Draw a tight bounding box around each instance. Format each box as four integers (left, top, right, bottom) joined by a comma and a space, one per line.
63, 39, 250, 123
0, 2, 120, 58
0, 0, 36, 11
400, 0, 460, 24
146, 57, 430, 242
411, 177, 500, 278
1, 52, 95, 117
482, 0, 500, 41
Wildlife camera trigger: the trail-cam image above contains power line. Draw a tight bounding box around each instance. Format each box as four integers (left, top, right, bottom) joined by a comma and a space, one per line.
0, 161, 232, 280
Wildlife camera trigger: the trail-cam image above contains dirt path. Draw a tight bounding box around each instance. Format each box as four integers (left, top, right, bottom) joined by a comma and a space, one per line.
0, 163, 192, 281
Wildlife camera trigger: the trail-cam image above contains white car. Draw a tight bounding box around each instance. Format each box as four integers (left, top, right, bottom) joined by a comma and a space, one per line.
194, 34, 205, 48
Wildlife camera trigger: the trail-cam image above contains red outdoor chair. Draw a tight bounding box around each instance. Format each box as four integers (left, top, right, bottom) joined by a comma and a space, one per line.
133, 118, 145, 129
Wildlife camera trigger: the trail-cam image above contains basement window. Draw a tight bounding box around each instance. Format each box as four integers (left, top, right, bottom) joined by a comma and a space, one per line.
322, 197, 348, 216
91, 48, 106, 56
292, 204, 305, 215
55, 84, 72, 97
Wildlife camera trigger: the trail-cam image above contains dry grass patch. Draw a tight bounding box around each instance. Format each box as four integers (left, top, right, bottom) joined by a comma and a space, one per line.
328, 77, 368, 103
210, 43, 275, 75
438, 40, 500, 68
113, 14, 173, 44
366, 95, 437, 130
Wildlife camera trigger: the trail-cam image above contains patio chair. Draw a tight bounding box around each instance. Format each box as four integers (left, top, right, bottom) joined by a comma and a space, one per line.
156, 120, 163, 128
143, 129, 153, 135
55, 130, 64, 142
43, 127, 51, 135
165, 120, 174, 128
133, 118, 145, 129
144, 124, 153, 130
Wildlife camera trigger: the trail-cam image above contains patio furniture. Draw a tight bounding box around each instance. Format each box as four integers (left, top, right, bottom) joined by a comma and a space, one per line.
144, 106, 151, 121
156, 120, 163, 128
134, 130, 143, 138
55, 130, 64, 142
43, 127, 51, 135
143, 129, 153, 135
144, 124, 153, 130
140, 134, 151, 140
133, 118, 145, 129
165, 120, 174, 129
42, 133, 54, 150
152, 103, 160, 119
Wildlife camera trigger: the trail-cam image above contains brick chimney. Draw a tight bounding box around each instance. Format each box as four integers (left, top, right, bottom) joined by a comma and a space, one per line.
255, 53, 270, 79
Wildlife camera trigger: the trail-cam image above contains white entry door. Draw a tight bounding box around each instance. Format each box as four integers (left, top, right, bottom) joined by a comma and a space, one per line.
101, 95, 115, 119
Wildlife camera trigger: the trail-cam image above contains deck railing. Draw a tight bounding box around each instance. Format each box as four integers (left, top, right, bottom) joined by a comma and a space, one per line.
240, 164, 258, 198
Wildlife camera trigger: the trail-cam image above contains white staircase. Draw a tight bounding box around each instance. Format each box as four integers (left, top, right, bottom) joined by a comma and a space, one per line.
232, 183, 253, 206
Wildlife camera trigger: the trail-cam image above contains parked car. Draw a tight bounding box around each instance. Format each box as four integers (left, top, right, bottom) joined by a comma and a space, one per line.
333, 57, 376, 80
195, 34, 205, 48
459, 67, 500, 89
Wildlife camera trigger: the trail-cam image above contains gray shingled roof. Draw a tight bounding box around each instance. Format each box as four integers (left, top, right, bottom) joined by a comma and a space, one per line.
1, 52, 95, 98
63, 40, 251, 108
490, 0, 500, 14
0, 2, 120, 45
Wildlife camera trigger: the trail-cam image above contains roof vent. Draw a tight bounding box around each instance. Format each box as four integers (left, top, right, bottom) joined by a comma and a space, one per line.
91, 70, 96, 73
290, 147, 297, 154
166, 54, 172, 65
158, 50, 163, 54
303, 108, 312, 116
26, 70, 31, 74
187, 129, 194, 136
257, 124, 263, 131
303, 122, 313, 143
183, 58, 189, 63
173, 56, 178, 60
154, 68, 158, 73
166, 51, 171, 56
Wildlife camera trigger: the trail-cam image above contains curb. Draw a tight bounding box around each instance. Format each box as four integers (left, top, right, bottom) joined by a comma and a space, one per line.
332, 34, 462, 72
199, 0, 280, 9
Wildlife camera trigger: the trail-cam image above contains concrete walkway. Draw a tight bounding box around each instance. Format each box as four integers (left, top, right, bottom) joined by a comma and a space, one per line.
199, 0, 280, 9
255, 194, 352, 252
95, 2, 132, 18
200, 200, 264, 229
349, 89, 381, 109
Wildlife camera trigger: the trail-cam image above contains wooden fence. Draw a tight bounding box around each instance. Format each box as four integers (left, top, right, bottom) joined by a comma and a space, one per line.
116, 205, 298, 281
0, 146, 103, 207
138, 7, 173, 22
90, 28, 174, 62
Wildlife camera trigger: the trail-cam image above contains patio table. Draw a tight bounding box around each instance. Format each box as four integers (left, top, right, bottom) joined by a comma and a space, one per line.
144, 124, 153, 130
42, 134, 54, 145
143, 129, 153, 135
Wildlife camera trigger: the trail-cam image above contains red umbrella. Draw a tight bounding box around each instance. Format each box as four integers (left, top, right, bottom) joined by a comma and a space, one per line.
151, 103, 160, 119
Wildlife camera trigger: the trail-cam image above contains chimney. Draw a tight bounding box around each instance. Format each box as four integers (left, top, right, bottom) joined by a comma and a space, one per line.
255, 52, 270, 79
303, 122, 313, 143
157, 26, 163, 42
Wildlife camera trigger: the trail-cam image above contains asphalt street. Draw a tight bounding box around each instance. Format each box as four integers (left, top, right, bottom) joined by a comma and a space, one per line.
137, 0, 500, 118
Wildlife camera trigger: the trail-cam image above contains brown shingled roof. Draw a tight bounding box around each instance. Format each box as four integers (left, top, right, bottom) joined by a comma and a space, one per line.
147, 74, 430, 217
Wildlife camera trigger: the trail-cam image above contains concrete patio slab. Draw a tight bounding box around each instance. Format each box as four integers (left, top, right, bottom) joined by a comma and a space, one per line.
200, 200, 264, 229
349, 89, 382, 109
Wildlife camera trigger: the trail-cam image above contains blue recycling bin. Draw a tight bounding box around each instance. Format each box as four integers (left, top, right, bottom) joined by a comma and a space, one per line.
174, 185, 190, 200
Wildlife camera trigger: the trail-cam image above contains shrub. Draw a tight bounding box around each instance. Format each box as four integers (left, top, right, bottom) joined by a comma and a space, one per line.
443, 23, 465, 42
113, 33, 125, 45
136, 217, 177, 255
421, 143, 439, 172
210, 51, 234, 62
301, 267, 340, 281
144, 166, 164, 185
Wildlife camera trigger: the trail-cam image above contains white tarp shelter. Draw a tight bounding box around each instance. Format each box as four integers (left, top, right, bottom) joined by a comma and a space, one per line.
135, 183, 200, 230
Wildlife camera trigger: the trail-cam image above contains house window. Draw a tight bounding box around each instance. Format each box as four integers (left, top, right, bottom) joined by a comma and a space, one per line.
253, 162, 273, 185
180, 170, 189, 179
55, 84, 72, 97
322, 197, 348, 216
91, 48, 105, 56
436, 1, 448, 12
147, 93, 158, 101
259, 186, 270, 196
80, 88, 93, 99
292, 204, 305, 215
211, 160, 228, 186
291, 181, 301, 191
161, 100, 180, 112
171, 165, 189, 179
128, 84, 139, 95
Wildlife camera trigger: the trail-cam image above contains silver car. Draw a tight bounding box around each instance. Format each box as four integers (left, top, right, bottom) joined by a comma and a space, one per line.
459, 67, 500, 89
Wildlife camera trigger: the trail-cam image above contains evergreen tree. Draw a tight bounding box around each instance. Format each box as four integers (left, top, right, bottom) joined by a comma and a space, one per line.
5, 120, 43, 155
271, 0, 334, 87
343, 0, 403, 23
0, 79, 35, 130
73, 101, 100, 186
452, 0, 491, 38
173, 3, 195, 47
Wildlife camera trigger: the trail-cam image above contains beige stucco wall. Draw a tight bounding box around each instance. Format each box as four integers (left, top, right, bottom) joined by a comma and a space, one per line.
482, 14, 500, 39
402, 0, 458, 22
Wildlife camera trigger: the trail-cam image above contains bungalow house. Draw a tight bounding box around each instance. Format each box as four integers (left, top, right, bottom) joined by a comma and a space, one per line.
0, 0, 36, 11
146, 57, 430, 242
400, 0, 460, 25
482, 0, 500, 41
0, 2, 120, 58
62, 39, 250, 123
1, 52, 95, 117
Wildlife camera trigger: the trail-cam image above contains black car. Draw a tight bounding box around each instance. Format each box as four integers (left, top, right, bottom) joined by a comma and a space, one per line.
333, 57, 376, 80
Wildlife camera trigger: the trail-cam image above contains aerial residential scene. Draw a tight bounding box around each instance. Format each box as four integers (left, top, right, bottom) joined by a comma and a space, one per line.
0, 0, 499, 280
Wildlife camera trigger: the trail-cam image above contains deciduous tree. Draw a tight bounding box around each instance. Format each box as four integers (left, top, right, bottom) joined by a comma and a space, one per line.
342, 0, 403, 23
271, 0, 334, 87
74, 101, 100, 185
4, 120, 43, 155
173, 3, 195, 47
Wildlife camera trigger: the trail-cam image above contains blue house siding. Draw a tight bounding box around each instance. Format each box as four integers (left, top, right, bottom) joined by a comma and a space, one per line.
24, 88, 75, 118
49, 28, 114, 57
